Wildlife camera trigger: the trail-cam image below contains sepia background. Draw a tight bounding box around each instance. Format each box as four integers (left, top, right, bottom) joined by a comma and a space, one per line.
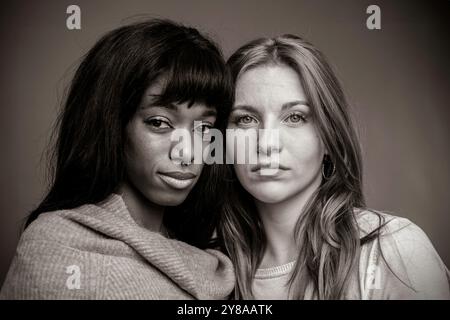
1, 0, 449, 287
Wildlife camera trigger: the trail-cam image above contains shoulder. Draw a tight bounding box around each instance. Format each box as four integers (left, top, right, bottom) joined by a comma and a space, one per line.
354, 209, 413, 238
0, 209, 107, 299
21, 203, 116, 250
354, 209, 442, 256
22, 209, 88, 243
354, 209, 450, 299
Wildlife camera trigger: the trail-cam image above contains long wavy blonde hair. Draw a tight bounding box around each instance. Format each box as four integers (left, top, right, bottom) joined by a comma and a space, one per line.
218, 34, 382, 299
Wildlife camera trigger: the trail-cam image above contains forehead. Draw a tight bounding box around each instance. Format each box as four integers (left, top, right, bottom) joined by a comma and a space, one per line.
141, 77, 217, 116
234, 65, 307, 108
144, 76, 167, 95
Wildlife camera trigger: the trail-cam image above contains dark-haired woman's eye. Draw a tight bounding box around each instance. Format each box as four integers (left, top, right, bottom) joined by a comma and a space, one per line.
194, 122, 213, 135
144, 117, 172, 131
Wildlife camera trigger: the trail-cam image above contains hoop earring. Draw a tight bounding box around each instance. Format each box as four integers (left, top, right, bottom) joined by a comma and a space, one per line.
322, 155, 336, 180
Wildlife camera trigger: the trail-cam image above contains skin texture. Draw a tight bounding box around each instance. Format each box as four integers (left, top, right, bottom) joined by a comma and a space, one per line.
227, 64, 326, 267
120, 79, 217, 231
229, 64, 325, 205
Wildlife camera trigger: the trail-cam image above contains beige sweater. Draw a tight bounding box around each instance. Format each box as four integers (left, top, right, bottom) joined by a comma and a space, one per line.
0, 194, 235, 299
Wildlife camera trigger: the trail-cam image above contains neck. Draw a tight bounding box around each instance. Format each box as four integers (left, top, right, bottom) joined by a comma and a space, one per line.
118, 181, 165, 233
255, 177, 322, 268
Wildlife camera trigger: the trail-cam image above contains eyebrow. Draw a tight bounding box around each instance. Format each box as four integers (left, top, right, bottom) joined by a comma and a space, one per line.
141, 95, 217, 117
233, 100, 309, 113
231, 105, 260, 114
281, 100, 309, 111
140, 102, 178, 113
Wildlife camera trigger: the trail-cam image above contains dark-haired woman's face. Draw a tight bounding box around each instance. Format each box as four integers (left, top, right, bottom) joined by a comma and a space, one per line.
124, 80, 217, 206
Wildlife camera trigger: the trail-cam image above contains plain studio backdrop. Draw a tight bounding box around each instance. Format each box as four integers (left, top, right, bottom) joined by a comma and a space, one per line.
0, 0, 449, 288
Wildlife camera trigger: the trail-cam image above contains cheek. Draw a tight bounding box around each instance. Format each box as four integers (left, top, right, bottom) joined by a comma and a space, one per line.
233, 163, 263, 200
233, 164, 250, 182
127, 134, 162, 170
285, 129, 324, 171
225, 135, 237, 162
225, 129, 259, 165
125, 123, 169, 182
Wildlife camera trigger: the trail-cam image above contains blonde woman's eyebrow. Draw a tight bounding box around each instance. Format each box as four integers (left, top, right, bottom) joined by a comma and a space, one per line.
281, 100, 309, 111
231, 105, 260, 115
233, 101, 309, 114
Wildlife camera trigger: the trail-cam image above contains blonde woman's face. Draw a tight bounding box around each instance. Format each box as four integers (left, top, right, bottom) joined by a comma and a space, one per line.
227, 64, 325, 204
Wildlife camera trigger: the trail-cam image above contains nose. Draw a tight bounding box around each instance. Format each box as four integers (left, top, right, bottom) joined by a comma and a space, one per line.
169, 129, 195, 166
257, 127, 282, 157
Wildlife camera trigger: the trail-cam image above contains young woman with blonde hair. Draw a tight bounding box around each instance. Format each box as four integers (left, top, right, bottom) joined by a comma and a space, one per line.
219, 34, 450, 299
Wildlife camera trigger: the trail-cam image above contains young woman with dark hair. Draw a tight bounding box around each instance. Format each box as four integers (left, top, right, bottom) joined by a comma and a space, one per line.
1, 19, 234, 299
218, 34, 450, 300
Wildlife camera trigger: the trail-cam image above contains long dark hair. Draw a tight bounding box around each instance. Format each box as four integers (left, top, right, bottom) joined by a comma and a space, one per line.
26, 19, 232, 249
218, 35, 385, 299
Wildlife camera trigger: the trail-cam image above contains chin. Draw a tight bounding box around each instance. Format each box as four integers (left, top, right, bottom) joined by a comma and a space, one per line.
245, 184, 290, 204
147, 190, 190, 207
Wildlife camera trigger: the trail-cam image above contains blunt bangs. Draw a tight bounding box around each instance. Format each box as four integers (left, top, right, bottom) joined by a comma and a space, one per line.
153, 41, 233, 118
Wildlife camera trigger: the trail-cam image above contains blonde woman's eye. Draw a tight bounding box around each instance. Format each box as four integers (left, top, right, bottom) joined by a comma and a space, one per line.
237, 115, 257, 125
284, 113, 306, 124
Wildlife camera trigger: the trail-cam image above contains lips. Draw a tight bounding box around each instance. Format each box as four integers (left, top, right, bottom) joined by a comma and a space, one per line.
158, 171, 197, 190
249, 163, 290, 177
251, 164, 290, 172
160, 171, 197, 180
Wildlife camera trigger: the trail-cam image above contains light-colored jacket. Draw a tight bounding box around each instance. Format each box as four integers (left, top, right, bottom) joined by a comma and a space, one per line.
252, 210, 450, 299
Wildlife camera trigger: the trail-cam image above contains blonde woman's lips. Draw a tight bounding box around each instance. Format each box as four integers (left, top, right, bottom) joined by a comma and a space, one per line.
251, 164, 289, 172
